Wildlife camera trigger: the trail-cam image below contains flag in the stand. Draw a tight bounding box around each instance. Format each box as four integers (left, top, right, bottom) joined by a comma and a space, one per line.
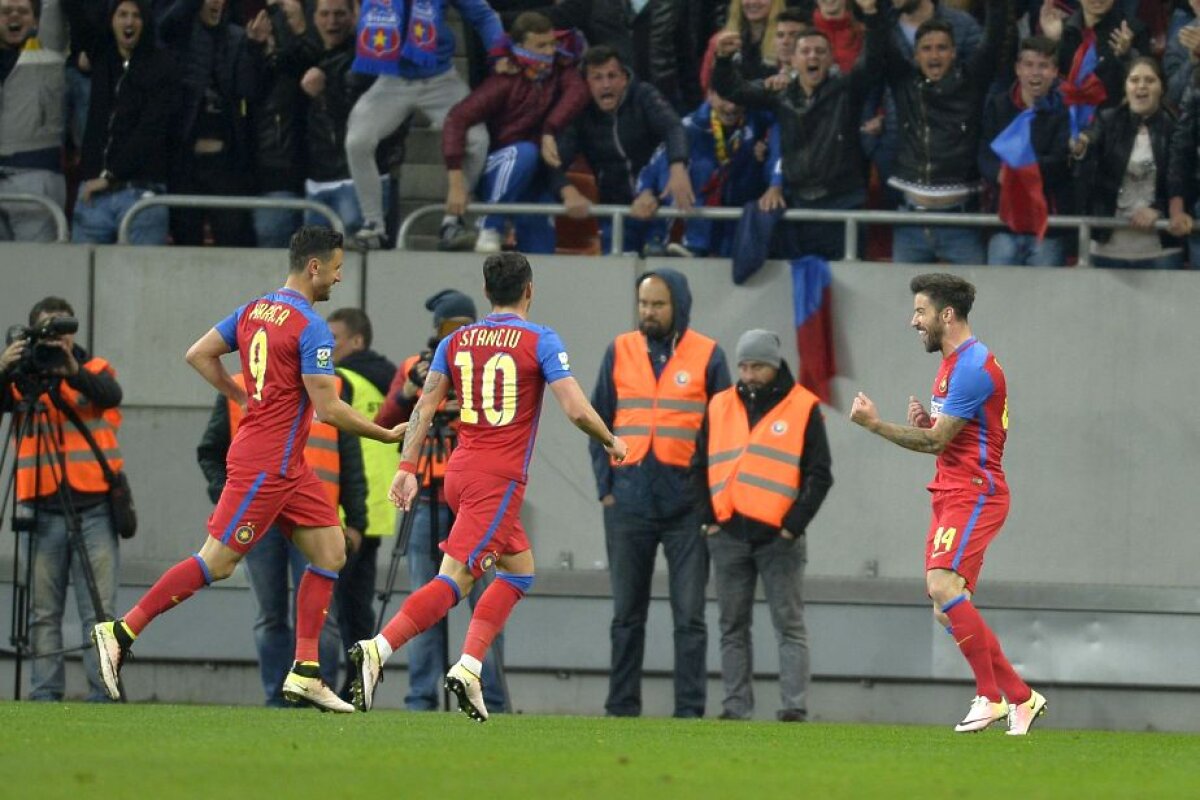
791, 256, 836, 404
1061, 32, 1106, 140
990, 107, 1048, 240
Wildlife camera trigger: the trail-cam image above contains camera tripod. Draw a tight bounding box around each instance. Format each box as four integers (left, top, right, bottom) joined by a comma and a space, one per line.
374, 422, 509, 712
1, 376, 112, 700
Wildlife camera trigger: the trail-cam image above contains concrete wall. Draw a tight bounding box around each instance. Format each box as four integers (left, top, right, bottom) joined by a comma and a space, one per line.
1, 245, 1198, 726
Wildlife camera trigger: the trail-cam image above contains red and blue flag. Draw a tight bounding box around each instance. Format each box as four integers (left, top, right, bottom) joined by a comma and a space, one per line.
1061, 30, 1107, 140
791, 256, 835, 404
990, 106, 1048, 239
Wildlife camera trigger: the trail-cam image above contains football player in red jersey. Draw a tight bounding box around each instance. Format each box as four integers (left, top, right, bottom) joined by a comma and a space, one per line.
91, 227, 405, 711
849, 273, 1046, 736
349, 252, 627, 721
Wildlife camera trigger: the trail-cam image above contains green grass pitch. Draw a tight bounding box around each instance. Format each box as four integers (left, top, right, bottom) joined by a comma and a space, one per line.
2, 702, 1199, 799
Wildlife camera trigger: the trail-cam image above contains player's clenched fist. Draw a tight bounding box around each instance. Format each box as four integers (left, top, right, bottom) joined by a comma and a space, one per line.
606, 435, 628, 463
907, 395, 932, 428
389, 469, 419, 510
849, 391, 878, 428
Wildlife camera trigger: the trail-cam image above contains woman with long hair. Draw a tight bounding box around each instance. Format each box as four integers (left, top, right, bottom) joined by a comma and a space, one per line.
701, 0, 787, 89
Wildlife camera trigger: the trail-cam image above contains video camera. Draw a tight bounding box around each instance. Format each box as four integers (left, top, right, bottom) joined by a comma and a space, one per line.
5, 316, 79, 375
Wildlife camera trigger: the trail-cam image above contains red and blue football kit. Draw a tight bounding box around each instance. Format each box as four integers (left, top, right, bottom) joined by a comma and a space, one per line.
206, 288, 341, 553
924, 337, 1009, 591
429, 312, 572, 576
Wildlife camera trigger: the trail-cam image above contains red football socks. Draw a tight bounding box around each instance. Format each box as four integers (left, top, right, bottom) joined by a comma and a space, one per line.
123, 555, 210, 636
463, 579, 525, 662
943, 597, 1002, 702
294, 567, 336, 664
986, 626, 1031, 705
380, 577, 459, 651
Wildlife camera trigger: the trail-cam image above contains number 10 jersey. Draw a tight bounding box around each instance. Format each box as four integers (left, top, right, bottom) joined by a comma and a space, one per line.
215, 288, 337, 479
430, 312, 573, 484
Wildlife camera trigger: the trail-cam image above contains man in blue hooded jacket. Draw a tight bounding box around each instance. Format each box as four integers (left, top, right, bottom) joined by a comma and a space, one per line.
590, 269, 730, 718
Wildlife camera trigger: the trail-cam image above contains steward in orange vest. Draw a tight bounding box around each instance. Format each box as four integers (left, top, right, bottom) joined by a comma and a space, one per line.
196, 375, 367, 534
590, 269, 731, 520
697, 341, 832, 542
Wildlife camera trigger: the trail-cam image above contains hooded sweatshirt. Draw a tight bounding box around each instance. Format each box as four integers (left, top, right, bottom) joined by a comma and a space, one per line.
77, 0, 179, 183
589, 268, 731, 520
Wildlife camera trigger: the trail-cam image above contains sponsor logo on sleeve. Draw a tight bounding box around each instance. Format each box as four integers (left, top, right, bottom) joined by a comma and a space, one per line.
558, 351, 570, 371
316, 347, 332, 369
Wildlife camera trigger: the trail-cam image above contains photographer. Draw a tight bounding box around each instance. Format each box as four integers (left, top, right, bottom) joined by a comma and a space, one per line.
0, 296, 123, 702
375, 289, 508, 713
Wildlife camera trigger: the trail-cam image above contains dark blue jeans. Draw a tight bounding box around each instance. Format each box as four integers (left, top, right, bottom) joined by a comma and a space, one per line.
604, 504, 709, 717
404, 496, 507, 712
241, 526, 342, 706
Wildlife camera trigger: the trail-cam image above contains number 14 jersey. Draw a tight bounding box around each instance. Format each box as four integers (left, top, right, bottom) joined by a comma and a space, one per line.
215, 288, 336, 478
431, 312, 572, 484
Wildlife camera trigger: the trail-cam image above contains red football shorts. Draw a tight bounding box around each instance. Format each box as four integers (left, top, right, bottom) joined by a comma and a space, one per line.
207, 465, 342, 554
441, 469, 530, 578
924, 489, 1010, 593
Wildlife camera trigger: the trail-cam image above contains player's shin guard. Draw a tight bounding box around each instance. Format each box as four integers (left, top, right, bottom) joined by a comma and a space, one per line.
986, 626, 1030, 705
123, 554, 212, 635
462, 572, 532, 662
379, 575, 461, 652
942, 594, 1002, 702
295, 565, 337, 664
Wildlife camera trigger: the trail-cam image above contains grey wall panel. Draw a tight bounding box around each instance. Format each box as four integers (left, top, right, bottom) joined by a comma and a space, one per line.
0, 244, 91, 344
364, 253, 640, 570
92, 246, 364, 407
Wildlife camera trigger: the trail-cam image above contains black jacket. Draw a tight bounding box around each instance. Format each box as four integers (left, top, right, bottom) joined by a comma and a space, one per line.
693, 360, 833, 543
589, 268, 731, 520
196, 394, 368, 532
1077, 104, 1178, 246
1058, 8, 1147, 113
1168, 86, 1200, 208
978, 86, 1073, 216
75, 0, 179, 183
712, 9, 884, 201
552, 75, 688, 203
886, 0, 1011, 188
252, 5, 308, 193
293, 36, 370, 183
159, 0, 263, 172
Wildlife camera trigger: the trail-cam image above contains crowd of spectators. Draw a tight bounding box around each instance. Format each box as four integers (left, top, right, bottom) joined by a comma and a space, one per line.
2, 0, 1199, 267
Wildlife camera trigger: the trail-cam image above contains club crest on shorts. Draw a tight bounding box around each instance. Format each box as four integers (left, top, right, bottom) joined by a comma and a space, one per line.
674, 370, 691, 386
771, 420, 788, 435
234, 523, 255, 545
478, 551, 498, 571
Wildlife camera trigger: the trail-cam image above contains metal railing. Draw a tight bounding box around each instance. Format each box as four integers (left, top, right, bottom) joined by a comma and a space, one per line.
117, 194, 344, 244
0, 193, 70, 243
397, 202, 1173, 268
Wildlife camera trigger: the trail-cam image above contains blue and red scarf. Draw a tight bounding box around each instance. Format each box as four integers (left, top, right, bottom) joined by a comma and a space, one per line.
990, 87, 1064, 240
1061, 28, 1107, 140
356, 0, 443, 71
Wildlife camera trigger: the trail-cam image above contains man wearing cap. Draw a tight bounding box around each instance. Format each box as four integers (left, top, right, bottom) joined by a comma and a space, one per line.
376, 289, 508, 712
590, 269, 730, 718
695, 329, 832, 722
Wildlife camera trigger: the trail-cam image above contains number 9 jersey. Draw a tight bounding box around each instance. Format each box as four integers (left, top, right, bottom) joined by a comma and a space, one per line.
215, 288, 337, 478
431, 312, 572, 484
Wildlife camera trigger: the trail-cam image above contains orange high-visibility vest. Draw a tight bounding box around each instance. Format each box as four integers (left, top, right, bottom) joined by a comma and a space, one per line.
14, 357, 123, 501
400, 353, 453, 487
228, 374, 341, 507
611, 329, 716, 467
707, 383, 818, 528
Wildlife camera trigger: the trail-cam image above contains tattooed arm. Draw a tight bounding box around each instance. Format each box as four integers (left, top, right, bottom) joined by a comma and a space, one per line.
849, 391, 967, 455
388, 369, 451, 510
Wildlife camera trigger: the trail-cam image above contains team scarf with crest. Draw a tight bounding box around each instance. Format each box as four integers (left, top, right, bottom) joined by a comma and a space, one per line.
355, 0, 444, 71
401, 0, 443, 67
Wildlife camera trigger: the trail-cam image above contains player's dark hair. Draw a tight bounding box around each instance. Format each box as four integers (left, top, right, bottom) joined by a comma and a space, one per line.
29, 296, 74, 326
1018, 35, 1058, 61
583, 44, 623, 71
288, 226, 344, 273
910, 273, 975, 321
327, 307, 373, 349
483, 253, 533, 307
511, 11, 553, 45
914, 18, 954, 47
